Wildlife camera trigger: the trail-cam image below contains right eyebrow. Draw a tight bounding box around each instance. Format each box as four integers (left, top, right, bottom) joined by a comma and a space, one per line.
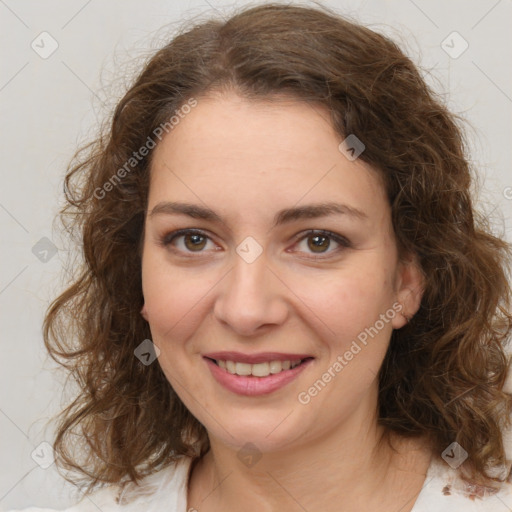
149, 201, 223, 222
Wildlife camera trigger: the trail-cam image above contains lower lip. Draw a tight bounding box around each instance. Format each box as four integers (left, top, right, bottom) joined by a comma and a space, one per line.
204, 358, 314, 396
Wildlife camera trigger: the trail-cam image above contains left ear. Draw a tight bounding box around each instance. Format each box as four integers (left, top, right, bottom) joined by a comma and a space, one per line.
391, 252, 424, 329
141, 303, 149, 321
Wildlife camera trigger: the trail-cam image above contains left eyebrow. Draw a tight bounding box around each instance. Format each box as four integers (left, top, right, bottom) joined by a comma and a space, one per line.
148, 201, 368, 227
272, 202, 368, 227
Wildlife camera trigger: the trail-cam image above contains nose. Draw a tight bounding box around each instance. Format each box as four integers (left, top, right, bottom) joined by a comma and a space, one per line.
213, 246, 289, 337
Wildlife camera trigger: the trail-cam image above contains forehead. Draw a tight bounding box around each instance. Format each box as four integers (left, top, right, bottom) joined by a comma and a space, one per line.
148, 91, 388, 225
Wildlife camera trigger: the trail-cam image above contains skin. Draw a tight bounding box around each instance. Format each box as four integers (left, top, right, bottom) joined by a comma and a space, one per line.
140, 90, 430, 512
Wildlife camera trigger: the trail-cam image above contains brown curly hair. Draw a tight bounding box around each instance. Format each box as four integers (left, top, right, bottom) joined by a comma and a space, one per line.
44, 2, 512, 495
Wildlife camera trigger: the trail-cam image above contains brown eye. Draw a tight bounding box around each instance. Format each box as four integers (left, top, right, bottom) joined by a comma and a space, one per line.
307, 234, 331, 253
162, 229, 214, 254
183, 233, 207, 251
294, 230, 351, 258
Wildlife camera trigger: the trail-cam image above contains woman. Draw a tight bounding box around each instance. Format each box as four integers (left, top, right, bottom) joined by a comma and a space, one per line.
8, 3, 512, 511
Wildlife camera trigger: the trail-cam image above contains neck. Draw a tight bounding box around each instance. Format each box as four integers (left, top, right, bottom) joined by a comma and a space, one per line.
187, 405, 432, 512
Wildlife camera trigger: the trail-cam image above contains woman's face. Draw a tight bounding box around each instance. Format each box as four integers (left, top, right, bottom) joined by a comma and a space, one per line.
141, 91, 422, 453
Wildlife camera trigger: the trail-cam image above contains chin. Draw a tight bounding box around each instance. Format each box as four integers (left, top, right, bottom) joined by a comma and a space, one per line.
201, 407, 310, 454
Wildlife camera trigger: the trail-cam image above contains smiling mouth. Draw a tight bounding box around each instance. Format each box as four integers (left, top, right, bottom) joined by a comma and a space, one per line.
205, 357, 314, 377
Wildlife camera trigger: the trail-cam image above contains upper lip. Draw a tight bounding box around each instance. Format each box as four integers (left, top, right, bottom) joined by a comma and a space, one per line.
203, 351, 314, 364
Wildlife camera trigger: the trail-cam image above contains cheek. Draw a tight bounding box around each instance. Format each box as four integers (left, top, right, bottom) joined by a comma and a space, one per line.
141, 252, 213, 341
141, 255, 214, 388
296, 265, 396, 344
296, 270, 396, 407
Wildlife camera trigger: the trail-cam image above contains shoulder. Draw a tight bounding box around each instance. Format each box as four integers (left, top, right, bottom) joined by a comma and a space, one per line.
2, 456, 194, 512
412, 455, 512, 511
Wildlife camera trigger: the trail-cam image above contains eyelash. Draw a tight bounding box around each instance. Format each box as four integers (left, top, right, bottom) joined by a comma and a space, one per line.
160, 228, 351, 259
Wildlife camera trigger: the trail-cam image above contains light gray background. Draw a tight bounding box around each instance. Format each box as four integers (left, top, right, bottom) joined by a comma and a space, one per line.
1, 0, 511, 509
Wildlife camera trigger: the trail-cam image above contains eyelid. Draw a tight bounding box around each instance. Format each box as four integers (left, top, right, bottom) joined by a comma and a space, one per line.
161, 228, 212, 245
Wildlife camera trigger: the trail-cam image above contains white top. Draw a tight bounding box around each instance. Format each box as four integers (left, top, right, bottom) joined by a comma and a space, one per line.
4, 455, 512, 511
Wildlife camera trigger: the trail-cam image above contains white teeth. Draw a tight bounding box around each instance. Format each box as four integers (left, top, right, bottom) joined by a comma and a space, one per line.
226, 360, 236, 374
235, 362, 252, 376
215, 358, 304, 377
269, 361, 282, 374
252, 362, 270, 377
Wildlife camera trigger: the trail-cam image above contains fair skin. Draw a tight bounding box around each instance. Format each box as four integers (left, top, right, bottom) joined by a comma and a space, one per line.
140, 91, 431, 512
